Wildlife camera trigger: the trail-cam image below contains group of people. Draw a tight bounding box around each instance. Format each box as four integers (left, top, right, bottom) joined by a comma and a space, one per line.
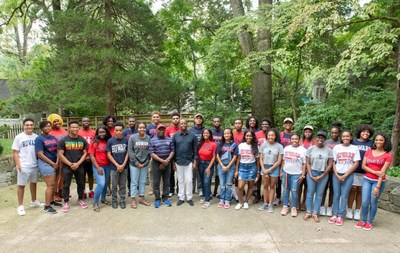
12, 112, 393, 231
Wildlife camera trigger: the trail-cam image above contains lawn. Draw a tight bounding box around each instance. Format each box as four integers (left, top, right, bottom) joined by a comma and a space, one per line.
0, 139, 13, 155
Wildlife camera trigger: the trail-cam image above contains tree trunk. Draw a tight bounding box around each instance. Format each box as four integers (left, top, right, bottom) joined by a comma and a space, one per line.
104, 0, 116, 115
391, 39, 400, 166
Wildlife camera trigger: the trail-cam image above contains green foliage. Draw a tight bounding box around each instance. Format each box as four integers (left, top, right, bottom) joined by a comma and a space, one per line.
387, 166, 400, 178
0, 139, 12, 155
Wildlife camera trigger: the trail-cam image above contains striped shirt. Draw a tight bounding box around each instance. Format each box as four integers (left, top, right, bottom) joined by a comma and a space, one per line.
149, 136, 174, 159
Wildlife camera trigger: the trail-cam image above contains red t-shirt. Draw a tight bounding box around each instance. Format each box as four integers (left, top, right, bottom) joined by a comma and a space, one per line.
78, 128, 96, 145
89, 141, 109, 166
198, 141, 217, 161
49, 128, 68, 141
255, 130, 266, 147
108, 127, 115, 137
364, 149, 392, 181
233, 131, 244, 145
300, 139, 317, 149
165, 125, 180, 138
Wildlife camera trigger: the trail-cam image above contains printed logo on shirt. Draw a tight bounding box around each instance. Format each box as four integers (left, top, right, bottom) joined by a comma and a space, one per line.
44, 139, 58, 151
22, 139, 35, 147
112, 144, 127, 153
65, 141, 85, 150
135, 141, 149, 148
336, 152, 355, 164
284, 151, 301, 163
240, 149, 254, 159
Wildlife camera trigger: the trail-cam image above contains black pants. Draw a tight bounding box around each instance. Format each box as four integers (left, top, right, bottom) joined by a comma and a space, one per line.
152, 160, 171, 202
63, 166, 85, 202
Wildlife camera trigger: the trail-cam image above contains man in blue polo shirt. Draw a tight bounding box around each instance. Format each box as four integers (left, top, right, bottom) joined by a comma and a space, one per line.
149, 124, 175, 208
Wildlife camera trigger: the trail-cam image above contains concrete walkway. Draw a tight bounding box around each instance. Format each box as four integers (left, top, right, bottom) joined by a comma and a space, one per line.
1, 182, 399, 253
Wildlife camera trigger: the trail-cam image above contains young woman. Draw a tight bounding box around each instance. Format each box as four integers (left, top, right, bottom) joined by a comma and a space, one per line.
217, 128, 238, 209
128, 122, 151, 209
197, 129, 217, 209
258, 130, 283, 213
280, 133, 307, 217
235, 131, 259, 210
347, 124, 374, 220
320, 122, 342, 216
245, 116, 259, 132
329, 130, 361, 225
89, 125, 112, 212
356, 133, 392, 231
35, 120, 61, 214
304, 130, 333, 222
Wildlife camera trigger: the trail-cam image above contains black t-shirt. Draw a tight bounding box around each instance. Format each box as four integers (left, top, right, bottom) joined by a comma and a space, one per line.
106, 137, 128, 171
58, 135, 88, 169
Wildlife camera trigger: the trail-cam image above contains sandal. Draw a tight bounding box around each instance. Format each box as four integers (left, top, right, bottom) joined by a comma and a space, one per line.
303, 212, 312, 221
101, 199, 111, 205
139, 199, 150, 206
131, 198, 137, 209
93, 204, 100, 212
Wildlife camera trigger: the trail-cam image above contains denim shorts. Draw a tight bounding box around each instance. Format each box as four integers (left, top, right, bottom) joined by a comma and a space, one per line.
260, 164, 280, 177
38, 159, 56, 177
238, 162, 257, 181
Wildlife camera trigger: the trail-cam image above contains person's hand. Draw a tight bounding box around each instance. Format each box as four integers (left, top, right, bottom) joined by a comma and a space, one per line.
97, 168, 103, 176
173, 164, 177, 171
373, 187, 380, 197
206, 168, 210, 176
298, 175, 305, 183
71, 163, 78, 170
161, 159, 169, 166
375, 170, 385, 178
234, 171, 238, 179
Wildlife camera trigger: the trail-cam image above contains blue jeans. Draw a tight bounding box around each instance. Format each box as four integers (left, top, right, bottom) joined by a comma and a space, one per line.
217, 164, 235, 203
361, 177, 385, 224
282, 171, 301, 208
306, 170, 329, 214
92, 165, 111, 205
332, 172, 354, 217
130, 164, 148, 197
198, 161, 214, 202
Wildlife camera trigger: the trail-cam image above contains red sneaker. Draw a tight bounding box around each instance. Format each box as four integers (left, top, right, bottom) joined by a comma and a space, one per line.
363, 223, 373, 231
328, 216, 337, 224
335, 217, 344, 226
355, 221, 366, 229
89, 191, 94, 198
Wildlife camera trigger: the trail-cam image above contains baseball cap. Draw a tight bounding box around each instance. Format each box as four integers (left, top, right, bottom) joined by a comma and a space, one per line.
194, 113, 203, 119
156, 124, 166, 130
303, 125, 314, 131
316, 130, 327, 138
283, 117, 293, 124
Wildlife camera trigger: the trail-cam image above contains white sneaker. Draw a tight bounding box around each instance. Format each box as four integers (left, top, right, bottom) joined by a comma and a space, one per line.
326, 207, 333, 216
30, 200, 44, 207
345, 208, 353, 219
243, 202, 249, 210
320, 206, 326, 216
235, 203, 242, 210
17, 205, 25, 216
198, 190, 203, 196
273, 198, 280, 206
354, 209, 361, 220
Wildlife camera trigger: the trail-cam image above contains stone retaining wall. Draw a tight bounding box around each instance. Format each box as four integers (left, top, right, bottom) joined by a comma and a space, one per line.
379, 176, 400, 214
0, 155, 16, 188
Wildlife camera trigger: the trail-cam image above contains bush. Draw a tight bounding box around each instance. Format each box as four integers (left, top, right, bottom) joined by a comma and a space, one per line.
387, 166, 400, 178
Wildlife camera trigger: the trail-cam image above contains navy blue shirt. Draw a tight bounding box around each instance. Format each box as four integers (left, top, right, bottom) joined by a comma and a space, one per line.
106, 137, 128, 171
35, 134, 58, 163
189, 125, 204, 142
123, 128, 138, 140
211, 128, 223, 146
172, 131, 198, 166
352, 138, 373, 174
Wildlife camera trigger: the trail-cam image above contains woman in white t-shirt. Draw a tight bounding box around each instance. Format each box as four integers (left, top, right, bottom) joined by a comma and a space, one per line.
329, 130, 361, 226
234, 131, 259, 210
280, 133, 306, 217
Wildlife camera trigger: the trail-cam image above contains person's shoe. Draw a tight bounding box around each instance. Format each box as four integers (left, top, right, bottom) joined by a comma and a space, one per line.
235, 203, 242, 210
273, 198, 280, 206
353, 209, 361, 220
312, 213, 320, 223
62, 203, 70, 212
30, 200, 44, 207
268, 204, 274, 213
253, 195, 261, 204
335, 217, 344, 226
93, 204, 100, 212
89, 191, 94, 198
177, 200, 184, 206
120, 201, 126, 209
363, 223, 373, 231
319, 206, 326, 216
43, 206, 57, 214
328, 216, 337, 224
224, 203, 231, 209
202, 202, 210, 209
198, 190, 203, 196
112, 201, 118, 209
17, 205, 25, 216
304, 212, 312, 221
258, 203, 267, 211
154, 201, 161, 208
164, 199, 172, 207
187, 199, 194, 206
168, 192, 173, 197
101, 200, 111, 206
355, 221, 367, 229
217, 201, 224, 208
83, 192, 88, 199
281, 205, 289, 216
51, 201, 62, 207
291, 207, 297, 217
78, 200, 88, 209
326, 207, 333, 216
345, 208, 353, 219
243, 202, 249, 210
199, 198, 205, 204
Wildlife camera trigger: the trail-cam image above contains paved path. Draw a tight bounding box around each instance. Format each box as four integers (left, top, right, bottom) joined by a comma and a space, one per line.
1, 183, 399, 253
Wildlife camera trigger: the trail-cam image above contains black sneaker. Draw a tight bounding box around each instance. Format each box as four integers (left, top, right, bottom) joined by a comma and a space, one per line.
120, 201, 126, 209
112, 201, 118, 209
177, 200, 184, 206
187, 199, 194, 206
51, 201, 62, 207
43, 206, 57, 214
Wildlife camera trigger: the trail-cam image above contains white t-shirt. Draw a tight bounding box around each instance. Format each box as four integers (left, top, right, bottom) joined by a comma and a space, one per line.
238, 143, 256, 164
12, 132, 38, 169
283, 145, 306, 175
333, 144, 361, 174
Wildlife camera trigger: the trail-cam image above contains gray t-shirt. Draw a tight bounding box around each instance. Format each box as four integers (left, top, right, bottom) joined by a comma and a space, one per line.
128, 134, 150, 167
259, 142, 284, 165
306, 145, 333, 172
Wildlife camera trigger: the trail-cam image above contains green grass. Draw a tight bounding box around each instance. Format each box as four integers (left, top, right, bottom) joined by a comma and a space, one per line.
0, 139, 13, 155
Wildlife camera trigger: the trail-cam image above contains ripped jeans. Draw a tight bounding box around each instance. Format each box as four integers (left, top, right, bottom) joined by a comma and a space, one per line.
217, 164, 235, 203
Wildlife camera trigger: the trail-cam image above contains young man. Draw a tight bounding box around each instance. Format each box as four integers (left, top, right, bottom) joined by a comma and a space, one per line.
173, 119, 198, 206
233, 119, 244, 145
78, 117, 96, 199
149, 124, 175, 208
13, 118, 42, 216
123, 116, 137, 139
106, 121, 129, 209
211, 117, 223, 197
58, 120, 88, 212
189, 113, 204, 195
165, 112, 181, 197
146, 111, 162, 195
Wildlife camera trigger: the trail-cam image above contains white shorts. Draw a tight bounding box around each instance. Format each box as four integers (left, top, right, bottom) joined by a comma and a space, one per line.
352, 173, 364, 187
17, 167, 39, 186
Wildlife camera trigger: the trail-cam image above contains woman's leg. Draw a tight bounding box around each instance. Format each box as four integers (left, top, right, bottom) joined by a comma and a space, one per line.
139, 167, 149, 197
245, 181, 255, 203
361, 178, 372, 223
282, 171, 290, 207
314, 174, 329, 214
355, 185, 362, 210
129, 165, 140, 198
338, 173, 354, 218
368, 180, 385, 224
238, 180, 245, 204
101, 165, 111, 201
92, 166, 105, 205
268, 177, 278, 205
332, 175, 341, 217
290, 174, 301, 208
225, 167, 235, 203
217, 165, 226, 202
306, 173, 317, 214
262, 176, 269, 204
43, 175, 56, 206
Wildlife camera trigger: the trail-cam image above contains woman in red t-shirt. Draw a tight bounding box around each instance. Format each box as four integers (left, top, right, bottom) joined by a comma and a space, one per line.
197, 129, 217, 209
355, 132, 392, 231
89, 125, 112, 212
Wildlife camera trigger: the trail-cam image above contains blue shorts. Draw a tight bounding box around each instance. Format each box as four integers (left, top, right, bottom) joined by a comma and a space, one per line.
260, 164, 280, 177
238, 162, 257, 181
38, 159, 56, 177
